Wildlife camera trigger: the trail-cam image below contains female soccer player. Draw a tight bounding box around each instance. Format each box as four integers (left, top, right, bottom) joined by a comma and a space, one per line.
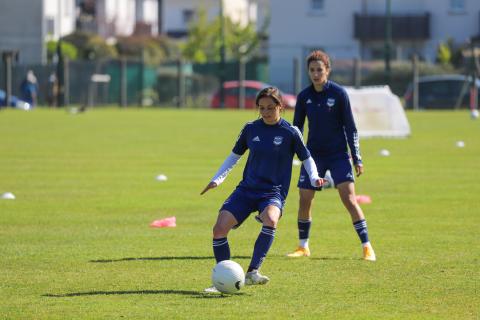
286, 50, 376, 261
201, 87, 324, 289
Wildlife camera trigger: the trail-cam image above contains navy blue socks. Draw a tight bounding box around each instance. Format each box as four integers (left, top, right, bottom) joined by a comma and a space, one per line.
212, 237, 230, 262
353, 219, 369, 244
248, 226, 276, 272
298, 219, 311, 247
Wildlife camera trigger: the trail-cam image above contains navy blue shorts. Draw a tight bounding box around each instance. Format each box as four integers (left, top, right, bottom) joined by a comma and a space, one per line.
220, 187, 284, 228
297, 153, 354, 191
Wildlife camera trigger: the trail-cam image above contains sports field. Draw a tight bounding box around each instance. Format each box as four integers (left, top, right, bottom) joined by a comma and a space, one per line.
0, 108, 478, 319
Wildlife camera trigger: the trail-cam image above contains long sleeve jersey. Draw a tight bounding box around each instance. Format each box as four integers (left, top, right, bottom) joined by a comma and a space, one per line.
293, 81, 362, 165
232, 118, 311, 199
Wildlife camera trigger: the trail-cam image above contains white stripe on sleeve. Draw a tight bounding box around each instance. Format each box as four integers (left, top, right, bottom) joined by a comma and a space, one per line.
302, 156, 321, 187
211, 152, 242, 186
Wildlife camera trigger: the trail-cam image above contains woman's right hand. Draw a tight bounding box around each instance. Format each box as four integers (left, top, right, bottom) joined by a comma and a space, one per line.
200, 181, 218, 195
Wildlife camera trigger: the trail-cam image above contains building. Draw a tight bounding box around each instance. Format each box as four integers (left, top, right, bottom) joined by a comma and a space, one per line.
269, 0, 480, 92
0, 0, 76, 64
76, 0, 159, 38
0, 0, 267, 65
159, 0, 263, 38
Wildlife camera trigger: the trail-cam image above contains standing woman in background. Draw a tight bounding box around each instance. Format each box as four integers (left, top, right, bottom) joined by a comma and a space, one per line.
201, 87, 324, 291
287, 50, 376, 261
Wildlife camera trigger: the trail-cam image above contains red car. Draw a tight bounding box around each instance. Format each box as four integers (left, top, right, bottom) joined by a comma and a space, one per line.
210, 80, 296, 109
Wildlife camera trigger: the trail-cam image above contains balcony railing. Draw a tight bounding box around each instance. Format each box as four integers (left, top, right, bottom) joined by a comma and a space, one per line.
354, 13, 430, 41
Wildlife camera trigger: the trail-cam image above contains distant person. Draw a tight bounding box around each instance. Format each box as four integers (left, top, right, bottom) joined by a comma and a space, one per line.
46, 72, 58, 107
201, 87, 324, 292
20, 70, 39, 107
286, 50, 376, 261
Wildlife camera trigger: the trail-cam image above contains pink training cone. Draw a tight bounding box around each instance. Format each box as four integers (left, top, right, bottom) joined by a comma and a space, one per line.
150, 216, 176, 228
356, 195, 372, 204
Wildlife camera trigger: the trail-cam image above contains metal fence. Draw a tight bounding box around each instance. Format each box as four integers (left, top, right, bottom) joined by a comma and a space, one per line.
0, 57, 269, 108
2, 55, 470, 108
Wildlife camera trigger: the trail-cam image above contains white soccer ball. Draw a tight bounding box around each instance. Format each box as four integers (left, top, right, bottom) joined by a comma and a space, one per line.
211, 260, 245, 294
471, 109, 479, 119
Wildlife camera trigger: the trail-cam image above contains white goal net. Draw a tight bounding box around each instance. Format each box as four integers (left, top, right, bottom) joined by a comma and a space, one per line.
346, 86, 411, 138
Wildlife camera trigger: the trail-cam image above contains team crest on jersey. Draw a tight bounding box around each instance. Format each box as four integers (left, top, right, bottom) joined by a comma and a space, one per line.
327, 98, 335, 107
273, 136, 283, 146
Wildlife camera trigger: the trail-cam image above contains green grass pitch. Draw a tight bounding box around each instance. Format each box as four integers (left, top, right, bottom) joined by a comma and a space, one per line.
0, 108, 478, 319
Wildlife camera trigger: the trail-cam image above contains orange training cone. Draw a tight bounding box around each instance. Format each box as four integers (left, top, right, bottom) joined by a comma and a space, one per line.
356, 195, 372, 204
150, 216, 176, 228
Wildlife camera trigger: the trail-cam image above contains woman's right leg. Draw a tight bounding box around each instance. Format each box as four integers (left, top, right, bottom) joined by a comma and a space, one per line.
287, 188, 316, 257
212, 210, 238, 262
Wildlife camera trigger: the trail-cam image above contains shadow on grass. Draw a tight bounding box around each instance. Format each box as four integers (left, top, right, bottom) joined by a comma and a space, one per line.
309, 256, 358, 261
43, 289, 245, 299
89, 255, 250, 263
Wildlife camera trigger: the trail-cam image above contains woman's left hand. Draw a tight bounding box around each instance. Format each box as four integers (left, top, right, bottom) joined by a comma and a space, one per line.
355, 164, 364, 177
314, 178, 325, 187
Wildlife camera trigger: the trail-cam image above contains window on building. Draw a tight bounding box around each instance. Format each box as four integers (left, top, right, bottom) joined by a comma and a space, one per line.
45, 17, 55, 36
182, 9, 195, 25
79, 0, 95, 16
310, 0, 325, 13
449, 0, 466, 14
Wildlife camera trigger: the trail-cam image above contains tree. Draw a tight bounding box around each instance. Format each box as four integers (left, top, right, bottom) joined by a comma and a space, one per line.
436, 41, 452, 65
181, 8, 263, 63
181, 9, 217, 63
46, 40, 78, 63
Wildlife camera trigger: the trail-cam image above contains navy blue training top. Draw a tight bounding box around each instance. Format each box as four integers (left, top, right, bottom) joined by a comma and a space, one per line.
293, 81, 362, 164
232, 118, 310, 199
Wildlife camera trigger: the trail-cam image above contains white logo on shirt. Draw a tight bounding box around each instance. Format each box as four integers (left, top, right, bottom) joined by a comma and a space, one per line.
273, 136, 283, 146
306, 99, 312, 104
252, 136, 260, 142
327, 98, 335, 107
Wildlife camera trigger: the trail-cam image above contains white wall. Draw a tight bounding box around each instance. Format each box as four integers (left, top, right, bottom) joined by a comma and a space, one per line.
142, 0, 159, 34
254, 0, 269, 31
0, 0, 75, 64
359, 0, 480, 62
358, 0, 428, 14
224, 0, 254, 27
0, 0, 45, 64
161, 0, 257, 35
425, 0, 480, 61
96, 0, 136, 37
269, 0, 480, 91
162, 0, 218, 33
269, 0, 362, 92
43, 0, 76, 40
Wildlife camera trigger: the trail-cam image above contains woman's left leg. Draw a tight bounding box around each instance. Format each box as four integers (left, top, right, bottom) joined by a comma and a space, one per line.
337, 181, 376, 261
246, 205, 281, 285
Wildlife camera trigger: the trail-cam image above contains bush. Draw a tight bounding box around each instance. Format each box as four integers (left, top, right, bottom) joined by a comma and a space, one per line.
436, 42, 452, 65
116, 36, 177, 65
46, 40, 78, 62
62, 31, 117, 60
